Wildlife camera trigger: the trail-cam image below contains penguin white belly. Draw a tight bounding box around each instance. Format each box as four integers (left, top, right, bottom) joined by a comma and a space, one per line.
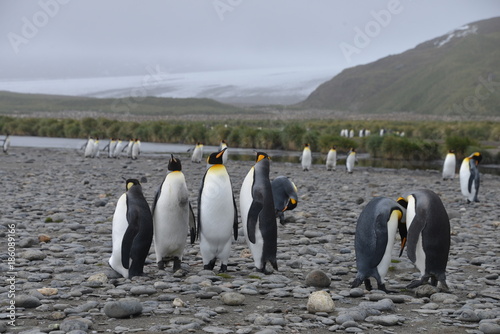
346, 154, 355, 172
154, 174, 189, 261
200, 168, 234, 263
132, 143, 140, 159
326, 151, 336, 170
301, 150, 312, 170
192, 147, 202, 162
414, 234, 426, 276
240, 168, 264, 269
459, 159, 472, 199
109, 194, 130, 278
442, 154, 455, 179
84, 140, 94, 157
376, 211, 399, 282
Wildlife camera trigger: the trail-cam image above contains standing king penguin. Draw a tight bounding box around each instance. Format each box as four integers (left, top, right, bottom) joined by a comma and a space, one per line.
271, 176, 298, 225
191, 142, 204, 163
397, 189, 450, 291
109, 179, 153, 279
2, 134, 10, 154
240, 152, 278, 274
346, 148, 356, 173
459, 152, 482, 203
326, 146, 337, 171
301, 144, 312, 171
152, 155, 196, 272
198, 148, 238, 272
352, 197, 407, 292
442, 150, 456, 180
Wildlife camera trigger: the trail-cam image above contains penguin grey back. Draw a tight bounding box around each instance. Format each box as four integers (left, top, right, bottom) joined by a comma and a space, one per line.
122, 179, 153, 278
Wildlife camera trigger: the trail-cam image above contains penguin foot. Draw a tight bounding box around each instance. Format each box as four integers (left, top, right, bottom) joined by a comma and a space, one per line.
173, 258, 182, 272
204, 259, 217, 271
406, 279, 425, 289
219, 264, 228, 273
350, 278, 362, 289
364, 279, 373, 291
157, 261, 165, 270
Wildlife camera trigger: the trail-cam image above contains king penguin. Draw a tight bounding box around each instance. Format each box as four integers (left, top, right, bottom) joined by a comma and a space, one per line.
326, 146, 337, 171
459, 152, 482, 203
346, 148, 356, 173
442, 150, 456, 180
397, 189, 450, 291
2, 134, 10, 154
352, 197, 406, 292
131, 139, 141, 160
109, 179, 153, 279
191, 142, 204, 163
198, 148, 238, 272
271, 176, 298, 225
301, 144, 312, 171
84, 137, 95, 158
219, 139, 228, 164
152, 155, 196, 271
240, 152, 278, 274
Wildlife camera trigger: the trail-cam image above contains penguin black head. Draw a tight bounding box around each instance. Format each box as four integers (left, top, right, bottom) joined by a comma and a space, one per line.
125, 179, 141, 191
449, 149, 455, 154
168, 154, 182, 171
256, 152, 270, 162
207, 148, 227, 165
304, 143, 309, 148
470, 152, 482, 164
395, 197, 408, 257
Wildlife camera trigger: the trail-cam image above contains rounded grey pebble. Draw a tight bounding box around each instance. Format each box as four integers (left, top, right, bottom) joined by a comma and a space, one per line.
130, 285, 156, 295
59, 317, 90, 332
457, 309, 480, 322
479, 322, 500, 334
349, 288, 364, 297
103, 298, 142, 318
15, 295, 41, 308
21, 250, 46, 261
305, 269, 331, 288
414, 284, 439, 297
221, 292, 245, 306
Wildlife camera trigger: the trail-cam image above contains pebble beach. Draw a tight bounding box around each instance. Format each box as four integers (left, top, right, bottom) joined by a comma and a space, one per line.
1, 146, 500, 334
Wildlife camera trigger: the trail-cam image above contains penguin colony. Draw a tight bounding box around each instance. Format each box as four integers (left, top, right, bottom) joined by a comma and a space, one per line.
106, 136, 481, 297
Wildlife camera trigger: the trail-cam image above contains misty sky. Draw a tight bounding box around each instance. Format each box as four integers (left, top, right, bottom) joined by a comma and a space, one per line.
1, 0, 499, 80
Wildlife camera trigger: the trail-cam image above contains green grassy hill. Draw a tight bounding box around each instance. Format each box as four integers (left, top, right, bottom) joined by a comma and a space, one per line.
301, 17, 500, 116
0, 91, 244, 116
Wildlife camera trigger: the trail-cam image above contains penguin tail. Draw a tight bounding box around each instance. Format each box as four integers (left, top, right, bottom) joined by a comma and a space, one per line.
270, 259, 278, 271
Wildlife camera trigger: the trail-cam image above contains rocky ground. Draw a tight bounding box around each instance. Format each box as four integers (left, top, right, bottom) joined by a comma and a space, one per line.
0, 147, 499, 334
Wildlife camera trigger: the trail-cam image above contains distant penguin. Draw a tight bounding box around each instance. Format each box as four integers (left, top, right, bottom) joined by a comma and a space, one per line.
152, 155, 196, 272
92, 137, 100, 158
131, 139, 141, 160
301, 143, 312, 171
114, 139, 126, 158
191, 142, 204, 163
108, 179, 153, 279
104, 138, 117, 158
219, 140, 228, 164
459, 152, 482, 203
351, 197, 406, 292
126, 139, 134, 158
84, 137, 95, 158
397, 189, 450, 291
349, 129, 354, 138
442, 150, 456, 180
326, 146, 337, 171
240, 152, 278, 274
2, 134, 10, 154
271, 176, 298, 225
197, 148, 238, 272
346, 148, 356, 173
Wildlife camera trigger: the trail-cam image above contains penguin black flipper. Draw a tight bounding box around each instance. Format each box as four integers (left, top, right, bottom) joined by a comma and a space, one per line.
232, 195, 238, 240
468, 160, 476, 194
246, 200, 263, 244
197, 172, 208, 241
121, 222, 139, 269
405, 194, 428, 264
189, 202, 196, 244
151, 181, 164, 216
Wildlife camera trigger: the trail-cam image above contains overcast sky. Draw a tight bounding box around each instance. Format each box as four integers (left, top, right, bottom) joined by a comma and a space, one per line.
1, 0, 499, 79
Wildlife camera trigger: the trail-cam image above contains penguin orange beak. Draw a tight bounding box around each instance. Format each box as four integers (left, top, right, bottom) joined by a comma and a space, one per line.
399, 237, 407, 257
